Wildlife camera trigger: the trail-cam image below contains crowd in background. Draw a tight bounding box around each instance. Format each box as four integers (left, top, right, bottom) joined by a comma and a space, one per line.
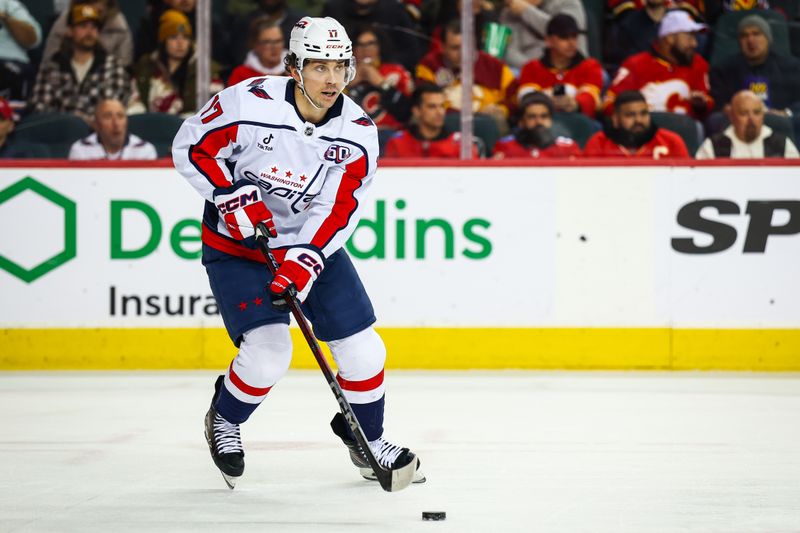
1, 0, 799, 160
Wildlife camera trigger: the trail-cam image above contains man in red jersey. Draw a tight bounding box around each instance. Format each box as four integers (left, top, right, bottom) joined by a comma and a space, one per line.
517, 14, 603, 118
585, 90, 690, 158
384, 83, 477, 158
603, 10, 712, 119
493, 92, 582, 159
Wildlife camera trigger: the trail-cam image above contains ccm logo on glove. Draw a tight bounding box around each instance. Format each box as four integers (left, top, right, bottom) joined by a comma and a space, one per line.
269, 248, 324, 306
213, 182, 277, 240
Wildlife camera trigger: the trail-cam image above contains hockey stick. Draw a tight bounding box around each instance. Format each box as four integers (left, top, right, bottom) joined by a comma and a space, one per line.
254, 223, 417, 492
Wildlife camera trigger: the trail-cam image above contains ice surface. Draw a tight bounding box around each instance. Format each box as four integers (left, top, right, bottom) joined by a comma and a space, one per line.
1, 371, 799, 532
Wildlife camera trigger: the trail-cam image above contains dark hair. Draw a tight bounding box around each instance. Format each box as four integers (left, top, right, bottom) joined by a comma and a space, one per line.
519, 92, 555, 117
350, 24, 389, 54
248, 16, 281, 49
614, 90, 647, 110
411, 83, 444, 107
444, 18, 461, 38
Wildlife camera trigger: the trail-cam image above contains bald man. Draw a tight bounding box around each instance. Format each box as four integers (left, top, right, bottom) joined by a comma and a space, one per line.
69, 99, 158, 160
696, 91, 799, 159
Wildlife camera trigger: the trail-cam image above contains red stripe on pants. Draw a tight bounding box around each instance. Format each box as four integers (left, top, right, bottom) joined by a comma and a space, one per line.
336, 369, 384, 392
229, 362, 272, 396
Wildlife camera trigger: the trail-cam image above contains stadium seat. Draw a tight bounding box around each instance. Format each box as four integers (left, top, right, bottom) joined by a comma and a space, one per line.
444, 112, 500, 157
552, 112, 602, 148
710, 9, 791, 67
127, 113, 185, 157
651, 112, 703, 155
763, 113, 797, 144
582, 0, 606, 60
13, 113, 92, 158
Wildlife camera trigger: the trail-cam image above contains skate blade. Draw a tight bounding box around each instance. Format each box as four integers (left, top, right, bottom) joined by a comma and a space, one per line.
360, 466, 426, 484
221, 472, 239, 489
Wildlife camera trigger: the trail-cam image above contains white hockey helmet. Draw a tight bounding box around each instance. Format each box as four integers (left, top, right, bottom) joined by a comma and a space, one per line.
289, 17, 355, 83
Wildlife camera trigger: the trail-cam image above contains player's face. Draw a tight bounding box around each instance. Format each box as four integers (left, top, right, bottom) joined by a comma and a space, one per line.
414, 92, 446, 130
520, 103, 552, 130
545, 34, 578, 60
730, 96, 764, 142
738, 26, 769, 62
298, 60, 349, 108
94, 100, 127, 146
254, 27, 284, 67
165, 33, 192, 60
443, 30, 462, 68
615, 101, 651, 133
354, 31, 380, 63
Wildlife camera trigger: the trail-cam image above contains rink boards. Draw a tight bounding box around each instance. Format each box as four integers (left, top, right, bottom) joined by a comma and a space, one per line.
1, 161, 798, 370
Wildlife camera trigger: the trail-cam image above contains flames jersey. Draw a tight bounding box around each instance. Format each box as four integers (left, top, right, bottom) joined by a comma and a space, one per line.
583, 128, 690, 158
604, 50, 713, 118
517, 53, 603, 117
172, 76, 379, 262
493, 135, 582, 159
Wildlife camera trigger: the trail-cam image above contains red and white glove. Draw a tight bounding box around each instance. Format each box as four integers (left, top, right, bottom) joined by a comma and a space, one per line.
269, 247, 324, 307
213, 182, 276, 240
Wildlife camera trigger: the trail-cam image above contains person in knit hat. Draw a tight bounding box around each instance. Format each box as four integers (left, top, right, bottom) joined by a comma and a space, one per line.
131, 9, 222, 116
709, 14, 800, 140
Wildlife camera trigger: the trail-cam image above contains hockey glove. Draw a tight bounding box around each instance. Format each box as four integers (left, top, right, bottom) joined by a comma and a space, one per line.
213, 181, 277, 240
269, 247, 324, 307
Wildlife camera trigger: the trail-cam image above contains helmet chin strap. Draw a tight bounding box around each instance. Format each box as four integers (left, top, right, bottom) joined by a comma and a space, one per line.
296, 69, 324, 111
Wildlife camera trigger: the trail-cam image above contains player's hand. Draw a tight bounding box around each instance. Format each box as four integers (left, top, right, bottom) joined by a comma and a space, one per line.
269, 247, 324, 307
213, 181, 277, 240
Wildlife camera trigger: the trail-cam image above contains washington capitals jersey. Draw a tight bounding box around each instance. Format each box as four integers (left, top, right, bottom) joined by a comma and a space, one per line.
172, 76, 379, 262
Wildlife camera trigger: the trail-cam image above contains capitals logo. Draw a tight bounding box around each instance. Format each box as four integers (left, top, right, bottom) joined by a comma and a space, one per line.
352, 114, 374, 127
324, 144, 351, 163
248, 78, 272, 100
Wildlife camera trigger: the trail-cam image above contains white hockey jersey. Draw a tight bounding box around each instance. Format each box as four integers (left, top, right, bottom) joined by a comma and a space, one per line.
172, 76, 379, 261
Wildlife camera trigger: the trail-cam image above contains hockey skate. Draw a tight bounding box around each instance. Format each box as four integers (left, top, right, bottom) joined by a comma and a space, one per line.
330, 412, 426, 484
204, 375, 244, 489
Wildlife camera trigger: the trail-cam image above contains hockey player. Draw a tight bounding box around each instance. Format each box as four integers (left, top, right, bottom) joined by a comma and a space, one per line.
172, 16, 424, 489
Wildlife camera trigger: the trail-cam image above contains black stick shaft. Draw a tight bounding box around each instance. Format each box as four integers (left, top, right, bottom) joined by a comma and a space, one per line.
254, 223, 393, 491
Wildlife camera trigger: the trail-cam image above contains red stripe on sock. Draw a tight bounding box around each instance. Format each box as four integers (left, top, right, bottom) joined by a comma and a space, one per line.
228, 363, 272, 397
337, 369, 384, 392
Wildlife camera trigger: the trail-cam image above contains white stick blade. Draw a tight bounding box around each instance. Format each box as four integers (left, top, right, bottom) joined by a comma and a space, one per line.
389, 456, 419, 492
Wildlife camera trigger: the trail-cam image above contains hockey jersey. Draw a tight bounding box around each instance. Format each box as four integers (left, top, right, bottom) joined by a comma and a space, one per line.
604, 49, 713, 118
383, 125, 477, 158
172, 76, 379, 262
517, 51, 603, 117
492, 134, 582, 159
583, 128, 689, 158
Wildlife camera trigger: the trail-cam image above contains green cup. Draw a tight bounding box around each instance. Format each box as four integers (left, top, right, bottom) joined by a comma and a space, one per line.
483, 22, 512, 58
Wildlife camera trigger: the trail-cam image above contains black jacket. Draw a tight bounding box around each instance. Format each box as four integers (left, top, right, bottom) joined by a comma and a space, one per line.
710, 51, 800, 112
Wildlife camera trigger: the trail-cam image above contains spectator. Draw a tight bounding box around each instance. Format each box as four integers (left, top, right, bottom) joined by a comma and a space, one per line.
42, 0, 134, 68
606, 0, 668, 67
227, 17, 288, 86
603, 10, 712, 119
0, 0, 42, 105
29, 4, 131, 124
322, 0, 423, 73
585, 90, 690, 157
517, 14, 602, 117
696, 90, 799, 158
493, 92, 581, 158
709, 15, 800, 133
69, 98, 158, 160
383, 83, 477, 158
424, 0, 498, 57
498, 0, 588, 71
136, 0, 230, 71
416, 19, 515, 126
132, 9, 223, 116
230, 0, 307, 65
345, 25, 413, 129
0, 96, 29, 157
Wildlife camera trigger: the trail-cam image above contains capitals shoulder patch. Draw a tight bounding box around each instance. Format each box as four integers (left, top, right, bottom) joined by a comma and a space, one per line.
352, 114, 374, 126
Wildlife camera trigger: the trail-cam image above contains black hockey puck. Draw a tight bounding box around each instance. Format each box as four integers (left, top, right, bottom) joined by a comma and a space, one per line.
422, 511, 446, 521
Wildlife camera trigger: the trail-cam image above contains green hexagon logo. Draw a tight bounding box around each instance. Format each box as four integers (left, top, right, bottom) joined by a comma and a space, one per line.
0, 177, 76, 283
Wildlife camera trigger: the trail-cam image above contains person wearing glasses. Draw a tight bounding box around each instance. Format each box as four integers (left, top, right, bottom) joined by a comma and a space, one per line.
227, 17, 289, 86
